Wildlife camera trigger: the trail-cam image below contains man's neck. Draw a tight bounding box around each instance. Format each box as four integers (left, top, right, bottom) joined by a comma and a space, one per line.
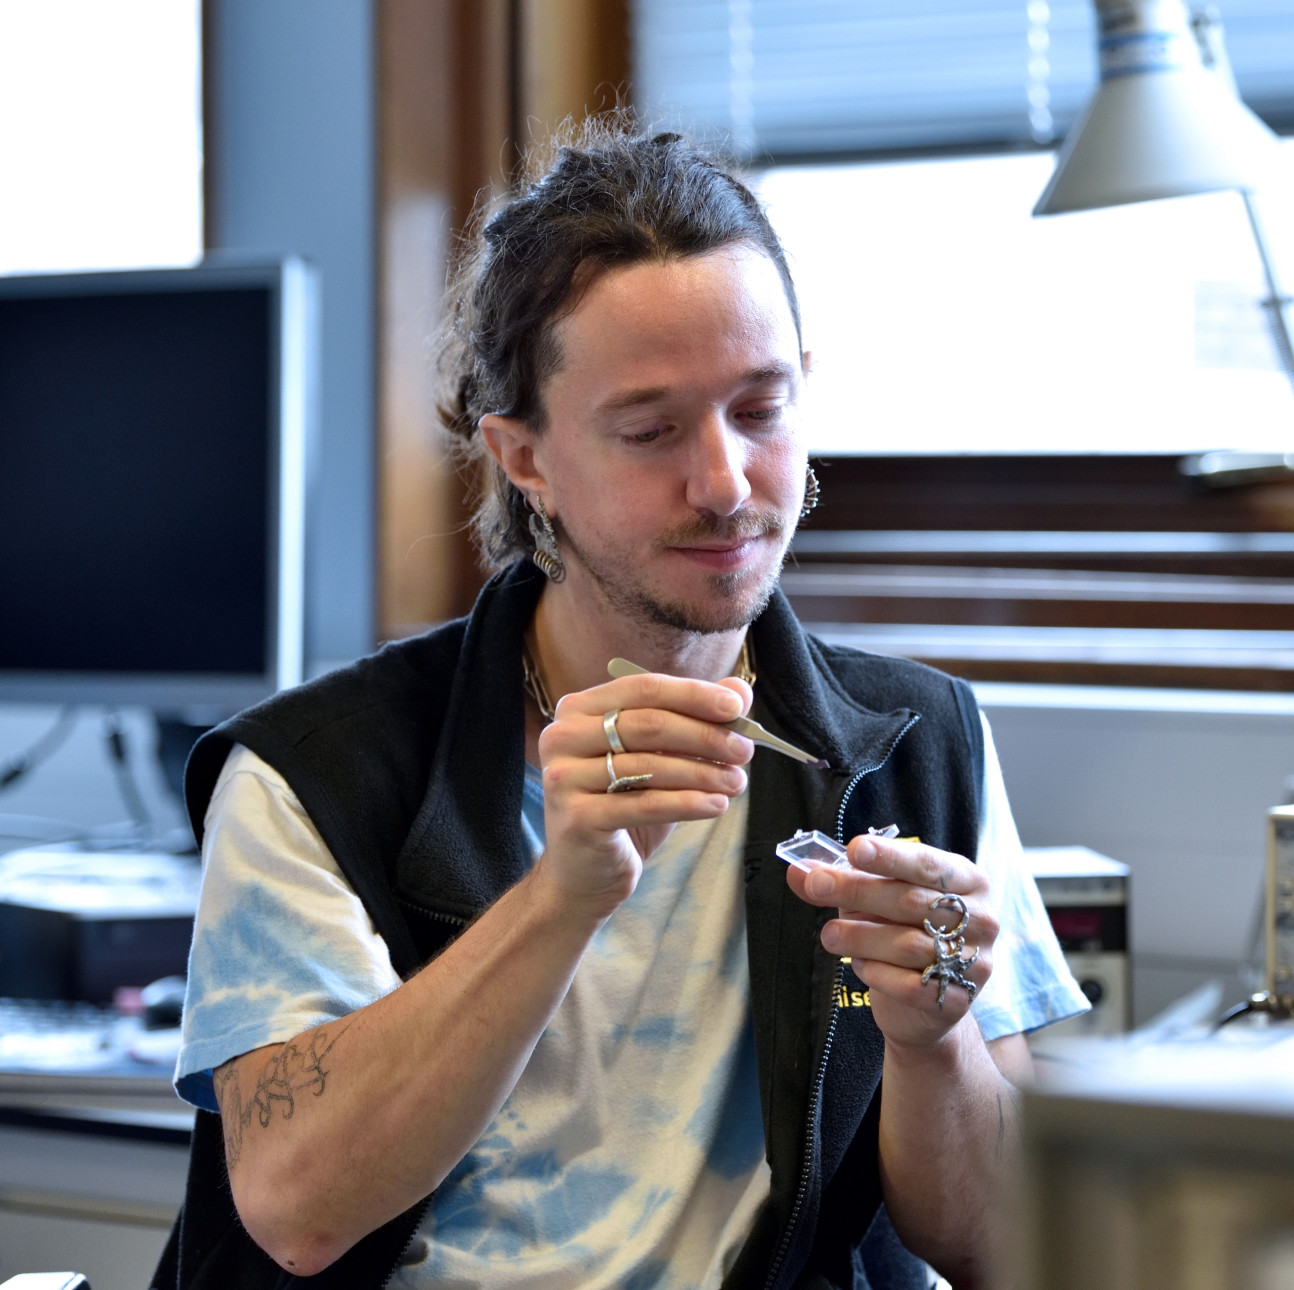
527, 580, 748, 709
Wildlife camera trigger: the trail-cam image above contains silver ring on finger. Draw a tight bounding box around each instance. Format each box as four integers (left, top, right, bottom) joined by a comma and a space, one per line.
922, 894, 970, 940
603, 708, 627, 754
605, 750, 653, 794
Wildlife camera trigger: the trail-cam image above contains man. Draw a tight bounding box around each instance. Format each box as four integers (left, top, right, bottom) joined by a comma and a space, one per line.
161, 123, 1086, 1290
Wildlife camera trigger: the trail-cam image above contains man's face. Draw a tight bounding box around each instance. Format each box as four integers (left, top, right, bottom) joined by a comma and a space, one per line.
532, 244, 808, 636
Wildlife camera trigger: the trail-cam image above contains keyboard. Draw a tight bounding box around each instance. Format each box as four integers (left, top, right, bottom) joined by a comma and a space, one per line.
0, 997, 122, 1071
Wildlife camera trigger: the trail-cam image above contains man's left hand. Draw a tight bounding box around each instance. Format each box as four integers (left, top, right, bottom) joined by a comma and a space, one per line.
785, 834, 998, 1051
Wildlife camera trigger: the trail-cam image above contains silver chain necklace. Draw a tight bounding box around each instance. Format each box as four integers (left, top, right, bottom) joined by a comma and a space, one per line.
521, 637, 756, 724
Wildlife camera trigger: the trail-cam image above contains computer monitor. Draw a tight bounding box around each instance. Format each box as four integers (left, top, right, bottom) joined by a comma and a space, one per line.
0, 259, 316, 719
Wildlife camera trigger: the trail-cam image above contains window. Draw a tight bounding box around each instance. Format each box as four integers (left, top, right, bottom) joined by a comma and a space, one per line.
0, 0, 202, 276
755, 148, 1294, 456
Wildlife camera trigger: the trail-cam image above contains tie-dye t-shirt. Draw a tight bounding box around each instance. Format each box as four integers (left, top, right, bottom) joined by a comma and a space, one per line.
404, 768, 770, 1288
178, 753, 770, 1289
176, 720, 1087, 1287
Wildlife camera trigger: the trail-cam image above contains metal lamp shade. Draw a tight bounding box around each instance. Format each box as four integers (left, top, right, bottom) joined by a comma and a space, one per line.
1033, 0, 1282, 215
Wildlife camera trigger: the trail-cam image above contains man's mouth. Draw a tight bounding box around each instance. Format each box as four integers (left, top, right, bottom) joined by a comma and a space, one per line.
669, 537, 763, 569
681, 538, 755, 553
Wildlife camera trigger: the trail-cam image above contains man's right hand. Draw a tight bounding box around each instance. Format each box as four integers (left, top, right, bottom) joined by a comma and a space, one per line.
534, 671, 754, 914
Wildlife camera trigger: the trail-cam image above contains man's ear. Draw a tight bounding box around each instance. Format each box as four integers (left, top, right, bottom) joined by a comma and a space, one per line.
480, 414, 548, 500
801, 349, 813, 378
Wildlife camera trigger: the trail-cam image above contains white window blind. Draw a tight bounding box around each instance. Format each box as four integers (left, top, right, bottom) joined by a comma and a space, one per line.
631, 1, 1294, 159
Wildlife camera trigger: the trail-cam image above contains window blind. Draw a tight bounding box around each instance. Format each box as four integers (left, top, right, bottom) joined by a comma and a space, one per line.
630, 0, 1294, 160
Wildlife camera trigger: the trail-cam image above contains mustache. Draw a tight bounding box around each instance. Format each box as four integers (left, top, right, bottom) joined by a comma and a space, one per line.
655, 507, 785, 548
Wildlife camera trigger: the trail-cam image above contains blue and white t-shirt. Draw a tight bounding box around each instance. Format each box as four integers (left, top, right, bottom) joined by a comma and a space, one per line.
176, 715, 1087, 1288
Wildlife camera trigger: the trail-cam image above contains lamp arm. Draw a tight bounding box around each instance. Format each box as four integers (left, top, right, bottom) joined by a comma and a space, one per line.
1190, 6, 1294, 390
1240, 190, 1294, 389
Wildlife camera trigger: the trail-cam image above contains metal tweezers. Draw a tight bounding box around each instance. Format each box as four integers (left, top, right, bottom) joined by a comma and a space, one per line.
607, 657, 827, 767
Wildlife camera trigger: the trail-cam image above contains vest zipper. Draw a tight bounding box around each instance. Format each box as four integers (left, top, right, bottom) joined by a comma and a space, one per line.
396, 897, 470, 938
763, 716, 920, 1290
763, 961, 845, 1290
376, 1195, 436, 1290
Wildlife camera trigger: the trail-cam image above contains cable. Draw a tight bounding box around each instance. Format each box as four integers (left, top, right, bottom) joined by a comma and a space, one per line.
0, 812, 89, 844
103, 711, 153, 836
1215, 992, 1294, 1029
0, 706, 79, 792
1216, 998, 1261, 1028
0, 710, 172, 853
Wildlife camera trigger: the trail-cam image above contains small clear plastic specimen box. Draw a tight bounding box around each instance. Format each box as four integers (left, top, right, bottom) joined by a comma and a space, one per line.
775, 829, 850, 873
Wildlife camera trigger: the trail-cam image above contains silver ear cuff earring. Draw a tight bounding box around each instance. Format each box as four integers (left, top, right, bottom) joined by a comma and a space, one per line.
528, 496, 566, 583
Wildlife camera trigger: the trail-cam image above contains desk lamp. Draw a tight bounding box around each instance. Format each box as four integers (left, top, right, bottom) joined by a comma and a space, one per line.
1033, 0, 1294, 485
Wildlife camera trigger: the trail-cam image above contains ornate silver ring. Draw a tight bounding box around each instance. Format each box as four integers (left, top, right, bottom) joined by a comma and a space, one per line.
920, 894, 979, 1009
605, 751, 652, 794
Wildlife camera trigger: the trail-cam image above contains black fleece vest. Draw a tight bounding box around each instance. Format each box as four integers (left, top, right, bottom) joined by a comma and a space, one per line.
154, 561, 983, 1290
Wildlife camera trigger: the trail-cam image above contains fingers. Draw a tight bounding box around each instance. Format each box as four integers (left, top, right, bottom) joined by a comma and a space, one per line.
797, 869, 997, 945
832, 905, 993, 1030
821, 915, 989, 980
798, 872, 994, 981
544, 750, 748, 801
540, 677, 756, 770
537, 671, 755, 884
605, 707, 754, 765
791, 835, 987, 912
550, 782, 736, 833
844, 833, 987, 899
540, 748, 737, 884
846, 954, 990, 1019
784, 834, 999, 1032
555, 672, 751, 730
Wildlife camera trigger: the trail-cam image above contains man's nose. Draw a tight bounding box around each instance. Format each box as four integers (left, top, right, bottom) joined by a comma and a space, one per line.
685, 416, 752, 516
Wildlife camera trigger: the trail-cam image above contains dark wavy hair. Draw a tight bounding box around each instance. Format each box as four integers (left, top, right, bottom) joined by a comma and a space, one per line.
437, 116, 803, 570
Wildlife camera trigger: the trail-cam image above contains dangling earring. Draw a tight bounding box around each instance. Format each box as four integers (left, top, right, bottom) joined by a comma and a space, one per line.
528, 496, 566, 583
800, 465, 821, 519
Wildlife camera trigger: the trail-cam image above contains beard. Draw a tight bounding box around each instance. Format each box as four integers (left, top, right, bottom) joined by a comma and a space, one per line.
556, 507, 788, 636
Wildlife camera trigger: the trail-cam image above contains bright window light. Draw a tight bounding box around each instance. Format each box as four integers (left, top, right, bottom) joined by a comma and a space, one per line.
0, 0, 202, 275
755, 144, 1294, 455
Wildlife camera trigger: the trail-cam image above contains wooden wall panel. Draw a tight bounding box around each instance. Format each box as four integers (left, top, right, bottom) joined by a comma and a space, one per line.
375, 0, 630, 639
517, 0, 628, 142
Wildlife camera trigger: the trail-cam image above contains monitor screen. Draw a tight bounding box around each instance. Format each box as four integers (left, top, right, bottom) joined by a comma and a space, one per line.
0, 260, 314, 717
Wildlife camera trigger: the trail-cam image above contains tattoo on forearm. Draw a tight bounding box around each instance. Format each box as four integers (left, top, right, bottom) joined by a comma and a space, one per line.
215, 1021, 352, 1165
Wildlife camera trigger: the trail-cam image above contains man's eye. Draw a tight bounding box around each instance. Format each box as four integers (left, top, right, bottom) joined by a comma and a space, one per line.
627, 427, 663, 443
741, 406, 785, 425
